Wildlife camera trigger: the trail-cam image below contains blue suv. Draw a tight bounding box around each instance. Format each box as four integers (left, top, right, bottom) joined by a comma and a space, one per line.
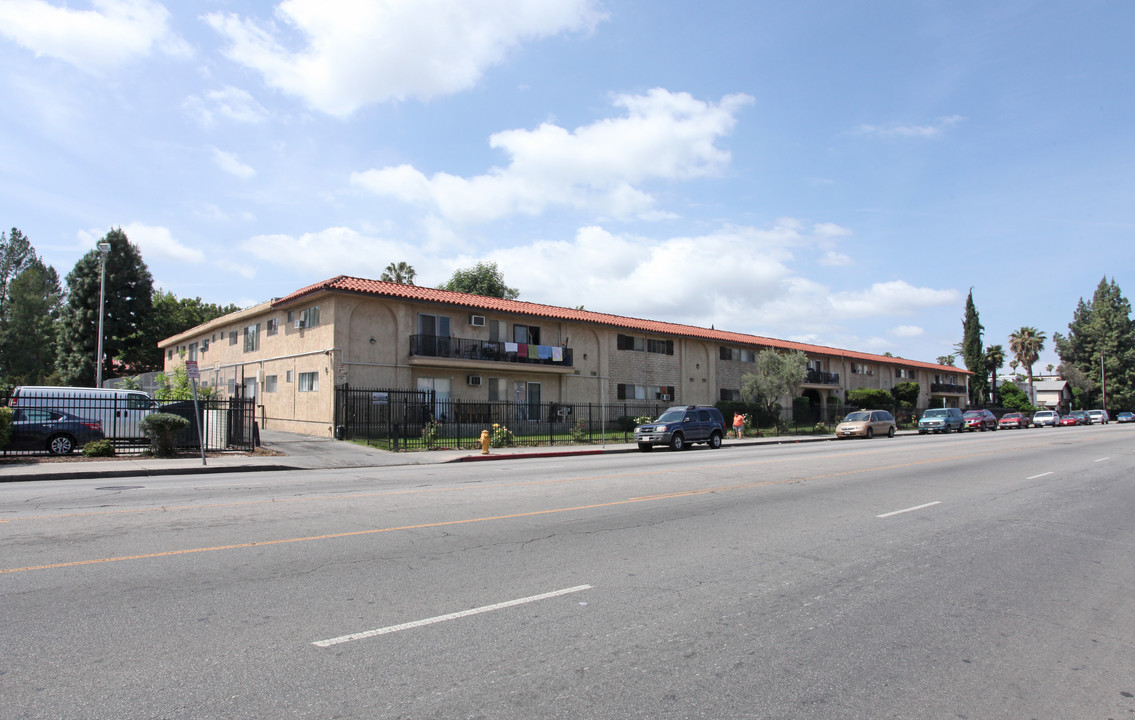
634, 406, 726, 451
917, 408, 964, 434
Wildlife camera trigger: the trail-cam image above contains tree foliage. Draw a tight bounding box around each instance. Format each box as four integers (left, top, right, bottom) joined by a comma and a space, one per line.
133, 290, 241, 374
847, 387, 893, 409
1053, 277, 1135, 410
740, 349, 806, 415
381, 261, 416, 285
891, 381, 921, 409
996, 380, 1034, 412
0, 259, 63, 385
439, 261, 519, 299
0, 227, 37, 322
961, 289, 988, 405
56, 228, 154, 385
1008, 325, 1046, 405
985, 344, 1005, 405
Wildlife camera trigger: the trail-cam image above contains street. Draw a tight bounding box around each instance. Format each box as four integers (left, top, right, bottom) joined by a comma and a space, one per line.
3, 426, 1135, 719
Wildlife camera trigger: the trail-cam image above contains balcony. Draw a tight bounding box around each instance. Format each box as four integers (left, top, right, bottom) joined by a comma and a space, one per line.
803, 369, 840, 385
410, 334, 573, 368
931, 382, 966, 394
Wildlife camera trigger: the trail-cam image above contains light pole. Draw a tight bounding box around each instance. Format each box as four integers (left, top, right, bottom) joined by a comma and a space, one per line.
95, 241, 111, 387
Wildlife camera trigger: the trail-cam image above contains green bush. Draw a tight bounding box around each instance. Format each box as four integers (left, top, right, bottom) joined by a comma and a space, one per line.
0, 406, 11, 450
82, 439, 116, 457
138, 412, 190, 457
490, 423, 515, 448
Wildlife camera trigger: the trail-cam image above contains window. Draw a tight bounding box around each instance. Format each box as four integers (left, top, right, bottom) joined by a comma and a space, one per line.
720, 388, 741, 401
201, 339, 209, 353
617, 384, 675, 401
298, 371, 319, 392
489, 320, 508, 343
266, 318, 279, 336
513, 324, 541, 345
167, 349, 173, 359
286, 370, 294, 384
896, 367, 914, 379
188, 342, 198, 362
229, 330, 238, 346
243, 323, 261, 353
264, 375, 278, 393
300, 306, 320, 328
852, 362, 874, 375
488, 378, 506, 402
418, 312, 450, 337
618, 334, 645, 351
647, 339, 674, 355
287, 310, 295, 323
720, 347, 755, 362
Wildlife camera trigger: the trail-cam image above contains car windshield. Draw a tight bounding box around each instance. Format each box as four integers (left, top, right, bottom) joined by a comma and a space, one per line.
923, 409, 949, 417
963, 411, 983, 418
844, 412, 870, 421
1003, 413, 1020, 419
655, 409, 686, 423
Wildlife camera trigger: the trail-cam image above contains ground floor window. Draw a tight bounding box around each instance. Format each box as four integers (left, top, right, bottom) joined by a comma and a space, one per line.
264, 375, 278, 393
298, 371, 319, 392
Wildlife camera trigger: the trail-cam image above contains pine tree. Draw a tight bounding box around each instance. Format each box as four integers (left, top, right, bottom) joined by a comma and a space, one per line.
1054, 277, 1135, 410
961, 289, 987, 406
0, 259, 62, 384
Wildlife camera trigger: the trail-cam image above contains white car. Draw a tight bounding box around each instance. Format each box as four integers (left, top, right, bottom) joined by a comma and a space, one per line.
1086, 409, 1110, 425
1031, 410, 1059, 428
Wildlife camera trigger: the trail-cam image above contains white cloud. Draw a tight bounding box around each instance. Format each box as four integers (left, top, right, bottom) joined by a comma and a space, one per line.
889, 325, 925, 338
351, 89, 754, 223
185, 86, 270, 127
120, 223, 205, 264
206, 0, 606, 117
211, 148, 256, 179
818, 250, 852, 267
0, 0, 190, 74
830, 281, 960, 318
856, 115, 964, 139
240, 226, 421, 277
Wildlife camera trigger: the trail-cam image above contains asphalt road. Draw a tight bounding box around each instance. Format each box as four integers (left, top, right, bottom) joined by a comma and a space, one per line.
3, 425, 1135, 719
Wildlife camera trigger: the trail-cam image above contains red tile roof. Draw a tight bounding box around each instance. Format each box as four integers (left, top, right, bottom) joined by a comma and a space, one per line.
274, 275, 968, 374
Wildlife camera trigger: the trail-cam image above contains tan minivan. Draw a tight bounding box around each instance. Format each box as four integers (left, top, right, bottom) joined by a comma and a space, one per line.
836, 409, 896, 439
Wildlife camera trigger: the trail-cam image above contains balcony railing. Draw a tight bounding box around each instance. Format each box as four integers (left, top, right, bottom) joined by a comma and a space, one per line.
931, 382, 966, 394
410, 334, 573, 368
804, 369, 840, 385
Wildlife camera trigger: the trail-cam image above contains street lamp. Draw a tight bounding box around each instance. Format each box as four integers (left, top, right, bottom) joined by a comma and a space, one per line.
95, 241, 111, 387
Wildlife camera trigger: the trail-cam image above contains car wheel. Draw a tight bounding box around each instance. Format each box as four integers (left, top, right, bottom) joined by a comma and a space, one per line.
887, 426, 895, 438
669, 433, 685, 451
918, 429, 926, 435
637, 443, 653, 452
47, 433, 76, 455
866, 427, 874, 439
708, 432, 722, 449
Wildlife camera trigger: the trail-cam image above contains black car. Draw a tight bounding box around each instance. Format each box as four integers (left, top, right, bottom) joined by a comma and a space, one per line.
6, 408, 105, 455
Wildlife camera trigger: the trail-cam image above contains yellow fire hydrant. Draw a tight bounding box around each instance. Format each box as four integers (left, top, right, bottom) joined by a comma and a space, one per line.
479, 429, 491, 454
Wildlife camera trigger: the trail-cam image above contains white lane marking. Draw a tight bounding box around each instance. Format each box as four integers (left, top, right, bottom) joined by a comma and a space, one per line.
312, 584, 592, 648
877, 501, 941, 519
1095, 457, 1110, 462
1027, 472, 1054, 480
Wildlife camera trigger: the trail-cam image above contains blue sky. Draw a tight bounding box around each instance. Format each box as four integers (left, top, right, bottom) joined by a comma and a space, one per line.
2, 0, 1132, 373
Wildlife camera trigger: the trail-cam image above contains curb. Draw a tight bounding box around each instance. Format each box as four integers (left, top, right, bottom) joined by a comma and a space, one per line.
0, 464, 302, 484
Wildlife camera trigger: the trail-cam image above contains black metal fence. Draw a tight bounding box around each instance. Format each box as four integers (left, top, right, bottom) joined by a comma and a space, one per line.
1, 391, 257, 456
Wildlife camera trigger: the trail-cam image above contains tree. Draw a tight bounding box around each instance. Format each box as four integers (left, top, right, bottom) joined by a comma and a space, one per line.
985, 344, 1005, 405
381, 261, 416, 285
439, 261, 519, 299
891, 381, 921, 409
1008, 326, 1046, 406
740, 349, 807, 417
133, 290, 241, 373
1053, 277, 1135, 410
847, 387, 893, 409
961, 289, 988, 406
56, 228, 154, 385
997, 380, 1034, 412
0, 227, 37, 322
0, 259, 62, 385
936, 355, 956, 367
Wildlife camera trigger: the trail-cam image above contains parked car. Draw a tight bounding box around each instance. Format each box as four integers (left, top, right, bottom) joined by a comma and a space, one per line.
1032, 410, 1059, 428
6, 408, 104, 455
1117, 412, 1134, 424
1068, 410, 1089, 425
836, 409, 896, 439
1058, 414, 1080, 427
918, 407, 965, 434
997, 412, 1029, 429
962, 409, 998, 431
1086, 409, 1110, 425
634, 405, 726, 451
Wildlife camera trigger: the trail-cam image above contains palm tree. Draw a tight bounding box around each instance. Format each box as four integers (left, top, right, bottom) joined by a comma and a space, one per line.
1009, 326, 1046, 405
985, 344, 1005, 405
381, 261, 416, 285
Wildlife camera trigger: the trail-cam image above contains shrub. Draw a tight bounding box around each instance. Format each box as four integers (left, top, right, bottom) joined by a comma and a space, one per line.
570, 419, 588, 443
0, 406, 11, 450
421, 419, 440, 448
82, 439, 116, 457
813, 421, 830, 434
490, 423, 515, 448
138, 412, 190, 457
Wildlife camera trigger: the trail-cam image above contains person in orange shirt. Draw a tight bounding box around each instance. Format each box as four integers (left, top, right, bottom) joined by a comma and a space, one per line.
732, 412, 745, 439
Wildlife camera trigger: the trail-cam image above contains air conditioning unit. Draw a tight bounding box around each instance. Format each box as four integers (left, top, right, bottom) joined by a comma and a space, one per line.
466, 375, 483, 386
294, 319, 305, 329
656, 393, 671, 400
469, 314, 486, 327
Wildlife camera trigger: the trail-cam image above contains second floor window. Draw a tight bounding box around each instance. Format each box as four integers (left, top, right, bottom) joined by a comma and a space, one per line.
243, 323, 261, 353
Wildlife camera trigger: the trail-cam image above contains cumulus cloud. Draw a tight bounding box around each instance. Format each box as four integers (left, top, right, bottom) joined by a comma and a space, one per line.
855, 115, 965, 139
830, 281, 960, 318
211, 148, 256, 179
206, 0, 606, 117
351, 89, 754, 223
0, 0, 189, 73
889, 325, 926, 338
240, 226, 421, 277
120, 223, 205, 264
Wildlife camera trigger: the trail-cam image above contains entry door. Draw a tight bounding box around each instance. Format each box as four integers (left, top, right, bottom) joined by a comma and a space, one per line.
244, 378, 258, 401
417, 378, 451, 419
514, 381, 541, 421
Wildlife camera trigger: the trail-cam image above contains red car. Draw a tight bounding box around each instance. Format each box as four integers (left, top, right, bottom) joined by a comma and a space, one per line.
998, 412, 1029, 429
1058, 414, 1080, 426
963, 409, 998, 431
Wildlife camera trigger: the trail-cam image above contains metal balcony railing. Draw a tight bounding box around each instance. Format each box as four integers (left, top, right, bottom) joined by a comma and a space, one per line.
804, 370, 840, 385
410, 335, 573, 367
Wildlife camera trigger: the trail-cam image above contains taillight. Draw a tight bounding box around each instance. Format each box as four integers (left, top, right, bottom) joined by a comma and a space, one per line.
81, 422, 101, 431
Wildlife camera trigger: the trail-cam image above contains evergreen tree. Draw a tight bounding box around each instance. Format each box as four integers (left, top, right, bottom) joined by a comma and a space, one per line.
56, 228, 154, 385
1008, 326, 1046, 406
1053, 277, 1135, 410
0, 227, 37, 322
0, 259, 62, 385
985, 344, 1005, 405
961, 289, 988, 405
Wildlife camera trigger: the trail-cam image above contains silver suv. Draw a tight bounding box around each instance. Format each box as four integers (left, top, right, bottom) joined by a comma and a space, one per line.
635, 406, 726, 451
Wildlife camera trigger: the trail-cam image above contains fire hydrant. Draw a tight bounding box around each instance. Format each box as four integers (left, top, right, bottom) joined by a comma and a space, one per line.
479, 429, 491, 454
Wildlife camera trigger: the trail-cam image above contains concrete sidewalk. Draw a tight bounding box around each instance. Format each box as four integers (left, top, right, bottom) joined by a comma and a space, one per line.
0, 429, 852, 483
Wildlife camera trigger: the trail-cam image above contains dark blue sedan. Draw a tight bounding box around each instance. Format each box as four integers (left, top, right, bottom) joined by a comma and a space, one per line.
6, 408, 105, 455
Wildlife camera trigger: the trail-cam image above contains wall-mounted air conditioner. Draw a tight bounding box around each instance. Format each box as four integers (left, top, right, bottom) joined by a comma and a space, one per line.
467, 375, 483, 386
469, 314, 486, 327
657, 393, 671, 400
294, 319, 305, 329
